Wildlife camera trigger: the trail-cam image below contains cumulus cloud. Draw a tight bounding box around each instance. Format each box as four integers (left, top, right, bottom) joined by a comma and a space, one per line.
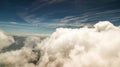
24, 36, 41, 48
1, 21, 120, 67
0, 47, 39, 67
0, 30, 14, 50
37, 21, 120, 67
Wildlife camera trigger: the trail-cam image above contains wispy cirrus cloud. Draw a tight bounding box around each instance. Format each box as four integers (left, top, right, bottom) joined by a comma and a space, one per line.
21, 0, 68, 15
45, 22, 93, 28
18, 6, 120, 29
37, 15, 93, 28
9, 22, 19, 25
18, 0, 70, 22
19, 15, 92, 28
18, 13, 93, 28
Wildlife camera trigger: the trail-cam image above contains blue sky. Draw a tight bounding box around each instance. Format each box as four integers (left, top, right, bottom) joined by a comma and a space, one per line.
0, 0, 120, 35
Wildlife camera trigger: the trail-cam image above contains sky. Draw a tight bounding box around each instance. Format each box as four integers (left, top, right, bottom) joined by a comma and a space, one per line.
0, 0, 120, 35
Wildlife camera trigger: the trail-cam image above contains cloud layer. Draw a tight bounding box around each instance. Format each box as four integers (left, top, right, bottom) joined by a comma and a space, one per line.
0, 21, 120, 67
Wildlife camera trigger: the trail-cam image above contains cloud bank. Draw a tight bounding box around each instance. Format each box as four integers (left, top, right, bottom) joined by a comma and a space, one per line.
0, 21, 120, 67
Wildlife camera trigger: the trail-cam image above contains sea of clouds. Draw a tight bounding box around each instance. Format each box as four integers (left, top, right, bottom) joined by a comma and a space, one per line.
0, 21, 120, 67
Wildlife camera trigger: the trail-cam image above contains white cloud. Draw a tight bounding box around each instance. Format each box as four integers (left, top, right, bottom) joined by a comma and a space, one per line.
37, 21, 120, 67
1, 21, 120, 67
24, 36, 41, 48
0, 30, 14, 50
0, 47, 38, 67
